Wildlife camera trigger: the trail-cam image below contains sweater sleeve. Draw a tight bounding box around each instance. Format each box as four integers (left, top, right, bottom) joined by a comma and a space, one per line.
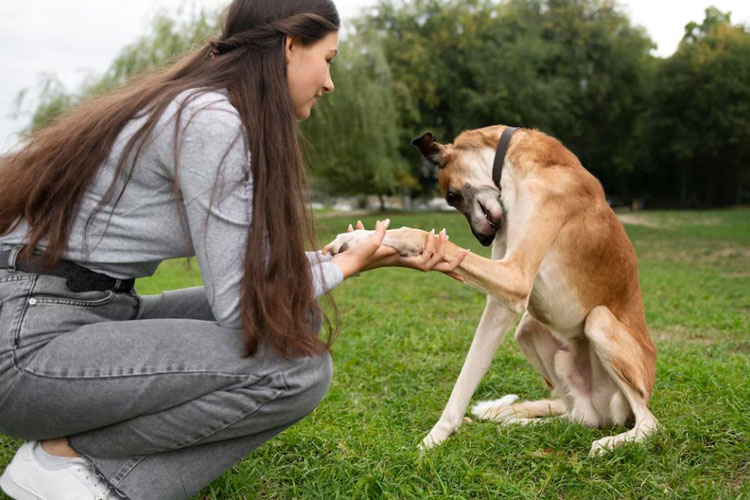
169, 95, 343, 328
306, 251, 342, 298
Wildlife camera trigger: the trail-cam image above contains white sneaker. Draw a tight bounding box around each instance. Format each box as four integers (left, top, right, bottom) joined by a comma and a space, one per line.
0, 441, 115, 500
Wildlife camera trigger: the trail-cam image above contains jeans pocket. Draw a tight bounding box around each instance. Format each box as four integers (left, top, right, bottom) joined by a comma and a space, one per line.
30, 290, 117, 308
0, 273, 36, 356
12, 276, 133, 366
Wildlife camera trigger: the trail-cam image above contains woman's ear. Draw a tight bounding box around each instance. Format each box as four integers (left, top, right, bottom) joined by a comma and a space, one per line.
284, 35, 297, 64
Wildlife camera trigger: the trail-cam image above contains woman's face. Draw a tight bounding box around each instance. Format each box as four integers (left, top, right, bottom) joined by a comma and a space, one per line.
285, 30, 339, 121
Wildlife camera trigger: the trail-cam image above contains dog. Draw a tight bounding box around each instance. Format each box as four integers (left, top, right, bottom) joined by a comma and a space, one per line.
324, 126, 658, 456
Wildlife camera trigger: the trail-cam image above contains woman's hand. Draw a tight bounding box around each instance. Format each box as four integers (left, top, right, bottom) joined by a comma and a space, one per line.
330, 219, 397, 279
341, 220, 470, 283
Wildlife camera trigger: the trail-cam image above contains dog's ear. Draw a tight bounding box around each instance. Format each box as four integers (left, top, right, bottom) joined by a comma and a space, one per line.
412, 131, 445, 167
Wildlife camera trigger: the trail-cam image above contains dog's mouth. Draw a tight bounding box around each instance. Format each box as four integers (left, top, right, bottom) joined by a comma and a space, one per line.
471, 228, 496, 246
467, 201, 502, 246
480, 202, 499, 230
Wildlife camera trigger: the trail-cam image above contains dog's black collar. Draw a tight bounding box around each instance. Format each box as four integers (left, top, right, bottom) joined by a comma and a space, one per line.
492, 126, 520, 189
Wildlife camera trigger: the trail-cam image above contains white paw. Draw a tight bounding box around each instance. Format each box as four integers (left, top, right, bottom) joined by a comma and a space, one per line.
418, 422, 457, 451
418, 436, 437, 452
589, 436, 616, 457
589, 419, 658, 457
419, 431, 447, 451
499, 417, 538, 426
471, 394, 519, 421
323, 230, 373, 255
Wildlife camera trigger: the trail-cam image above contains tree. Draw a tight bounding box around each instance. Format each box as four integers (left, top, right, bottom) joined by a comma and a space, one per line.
18, 1, 749, 207
12, 74, 75, 134
646, 7, 750, 206
364, 0, 656, 200
301, 33, 418, 210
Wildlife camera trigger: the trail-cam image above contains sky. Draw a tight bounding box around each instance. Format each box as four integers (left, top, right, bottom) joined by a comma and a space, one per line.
1, 0, 749, 154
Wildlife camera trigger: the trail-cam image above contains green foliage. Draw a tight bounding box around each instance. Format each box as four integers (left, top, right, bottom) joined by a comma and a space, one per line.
364, 0, 656, 196
645, 7, 750, 206
301, 33, 419, 203
15, 0, 750, 207
91, 10, 219, 94
13, 74, 76, 134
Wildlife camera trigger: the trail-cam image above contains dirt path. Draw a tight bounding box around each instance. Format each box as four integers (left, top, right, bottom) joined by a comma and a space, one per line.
616, 214, 661, 228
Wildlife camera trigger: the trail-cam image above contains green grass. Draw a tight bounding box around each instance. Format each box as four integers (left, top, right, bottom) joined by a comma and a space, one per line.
2, 209, 748, 499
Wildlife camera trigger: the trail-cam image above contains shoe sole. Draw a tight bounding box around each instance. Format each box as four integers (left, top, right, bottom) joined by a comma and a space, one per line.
0, 470, 45, 500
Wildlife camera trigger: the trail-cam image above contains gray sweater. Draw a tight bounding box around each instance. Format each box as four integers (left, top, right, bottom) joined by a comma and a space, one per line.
0, 89, 343, 328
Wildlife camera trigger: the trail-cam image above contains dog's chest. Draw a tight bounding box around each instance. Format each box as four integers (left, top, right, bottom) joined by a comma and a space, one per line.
527, 252, 585, 337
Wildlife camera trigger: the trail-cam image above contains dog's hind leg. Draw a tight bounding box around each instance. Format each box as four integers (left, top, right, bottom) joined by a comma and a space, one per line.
472, 396, 566, 423
420, 295, 518, 450
472, 313, 571, 424
514, 313, 563, 392
584, 306, 659, 456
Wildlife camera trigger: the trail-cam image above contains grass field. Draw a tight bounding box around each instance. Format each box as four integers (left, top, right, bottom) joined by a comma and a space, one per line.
1, 209, 748, 499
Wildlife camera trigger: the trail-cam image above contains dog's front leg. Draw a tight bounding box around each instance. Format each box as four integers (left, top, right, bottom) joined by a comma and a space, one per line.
421, 295, 518, 449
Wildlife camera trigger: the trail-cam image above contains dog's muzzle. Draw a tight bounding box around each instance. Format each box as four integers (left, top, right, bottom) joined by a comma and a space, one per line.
471, 229, 496, 247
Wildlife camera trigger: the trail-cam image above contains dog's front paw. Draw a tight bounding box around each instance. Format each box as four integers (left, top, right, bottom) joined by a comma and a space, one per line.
382, 228, 428, 257
322, 230, 373, 256
418, 420, 457, 451
418, 433, 444, 452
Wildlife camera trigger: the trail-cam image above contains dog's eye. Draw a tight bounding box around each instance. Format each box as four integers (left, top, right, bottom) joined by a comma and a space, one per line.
446, 190, 461, 205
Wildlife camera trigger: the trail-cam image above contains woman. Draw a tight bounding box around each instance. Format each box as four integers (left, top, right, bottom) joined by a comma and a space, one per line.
0, 1, 466, 499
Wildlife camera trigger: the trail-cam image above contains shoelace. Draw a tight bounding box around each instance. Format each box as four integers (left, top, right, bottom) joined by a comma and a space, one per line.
71, 462, 112, 499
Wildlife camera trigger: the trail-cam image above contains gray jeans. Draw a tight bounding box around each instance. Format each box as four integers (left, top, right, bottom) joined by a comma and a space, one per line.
0, 254, 332, 499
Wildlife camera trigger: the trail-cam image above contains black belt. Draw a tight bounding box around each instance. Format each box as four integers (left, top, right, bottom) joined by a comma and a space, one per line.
0, 249, 135, 293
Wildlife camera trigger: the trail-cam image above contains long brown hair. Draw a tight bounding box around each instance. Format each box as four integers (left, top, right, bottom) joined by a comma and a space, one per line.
0, 0, 340, 359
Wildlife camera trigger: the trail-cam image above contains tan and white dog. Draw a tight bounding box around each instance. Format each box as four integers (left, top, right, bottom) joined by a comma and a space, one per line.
325, 126, 658, 455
